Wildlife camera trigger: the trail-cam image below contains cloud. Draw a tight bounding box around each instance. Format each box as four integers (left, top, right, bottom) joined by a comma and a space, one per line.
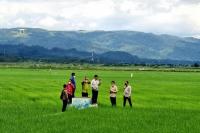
0, 0, 199, 36
179, 0, 200, 4
60, 0, 115, 19
14, 18, 26, 26
39, 17, 59, 27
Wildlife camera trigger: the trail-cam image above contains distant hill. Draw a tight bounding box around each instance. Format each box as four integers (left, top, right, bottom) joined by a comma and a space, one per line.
0, 44, 198, 65
100, 51, 140, 64
0, 28, 200, 61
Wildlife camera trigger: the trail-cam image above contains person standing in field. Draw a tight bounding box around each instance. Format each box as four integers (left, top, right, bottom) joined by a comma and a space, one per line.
60, 84, 68, 112
82, 76, 91, 97
110, 81, 118, 107
66, 79, 75, 104
91, 75, 101, 105
123, 81, 132, 107
70, 73, 76, 97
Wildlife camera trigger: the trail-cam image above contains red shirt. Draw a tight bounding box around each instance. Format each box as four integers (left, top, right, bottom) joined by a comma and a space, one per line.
65, 83, 74, 95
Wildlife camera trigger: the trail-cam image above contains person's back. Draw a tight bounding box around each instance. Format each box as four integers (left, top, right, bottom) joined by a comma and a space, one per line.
60, 84, 68, 112
60, 89, 68, 101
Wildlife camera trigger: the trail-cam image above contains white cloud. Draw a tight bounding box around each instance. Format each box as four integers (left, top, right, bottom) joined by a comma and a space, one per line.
39, 17, 59, 27
0, 0, 200, 36
14, 18, 26, 26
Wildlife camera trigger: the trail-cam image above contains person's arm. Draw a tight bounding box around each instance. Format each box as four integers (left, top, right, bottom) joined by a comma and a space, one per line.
74, 79, 76, 89
110, 86, 115, 93
125, 87, 129, 95
71, 77, 76, 88
98, 79, 101, 86
114, 86, 118, 93
71, 84, 75, 89
128, 86, 131, 97
111, 86, 117, 93
64, 89, 68, 98
81, 81, 84, 85
91, 80, 93, 87
60, 89, 64, 100
91, 80, 95, 89
110, 87, 112, 94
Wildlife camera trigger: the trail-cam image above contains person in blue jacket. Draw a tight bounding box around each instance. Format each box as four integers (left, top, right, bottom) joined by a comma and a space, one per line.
70, 72, 76, 97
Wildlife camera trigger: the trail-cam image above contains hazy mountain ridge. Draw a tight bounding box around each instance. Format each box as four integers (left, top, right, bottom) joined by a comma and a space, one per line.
0, 28, 200, 61
1, 44, 198, 65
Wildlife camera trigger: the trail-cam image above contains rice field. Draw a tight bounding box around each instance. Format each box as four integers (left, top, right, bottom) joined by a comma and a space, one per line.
0, 68, 200, 133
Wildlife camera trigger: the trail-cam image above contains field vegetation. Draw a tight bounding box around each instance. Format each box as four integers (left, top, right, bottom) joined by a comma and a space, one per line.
0, 67, 200, 133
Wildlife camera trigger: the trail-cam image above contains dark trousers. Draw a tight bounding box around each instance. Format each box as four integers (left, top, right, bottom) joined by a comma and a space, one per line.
62, 100, 68, 112
123, 96, 132, 107
110, 97, 116, 106
82, 92, 88, 97
72, 89, 75, 97
92, 90, 98, 104
68, 94, 73, 104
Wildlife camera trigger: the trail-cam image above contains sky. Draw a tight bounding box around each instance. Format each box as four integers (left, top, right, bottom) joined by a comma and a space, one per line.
0, 0, 200, 37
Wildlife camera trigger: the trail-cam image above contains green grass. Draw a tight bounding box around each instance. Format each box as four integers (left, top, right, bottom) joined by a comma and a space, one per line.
0, 68, 200, 133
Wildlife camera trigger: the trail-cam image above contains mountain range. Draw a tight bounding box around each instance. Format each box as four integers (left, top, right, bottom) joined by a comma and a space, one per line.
0, 28, 200, 62
1, 44, 197, 65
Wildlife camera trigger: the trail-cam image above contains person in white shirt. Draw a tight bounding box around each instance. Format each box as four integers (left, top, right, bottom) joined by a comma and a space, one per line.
110, 81, 118, 107
123, 81, 132, 107
91, 75, 101, 104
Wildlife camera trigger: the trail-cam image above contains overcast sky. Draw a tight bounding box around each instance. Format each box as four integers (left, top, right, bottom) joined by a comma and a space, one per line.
0, 0, 200, 36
